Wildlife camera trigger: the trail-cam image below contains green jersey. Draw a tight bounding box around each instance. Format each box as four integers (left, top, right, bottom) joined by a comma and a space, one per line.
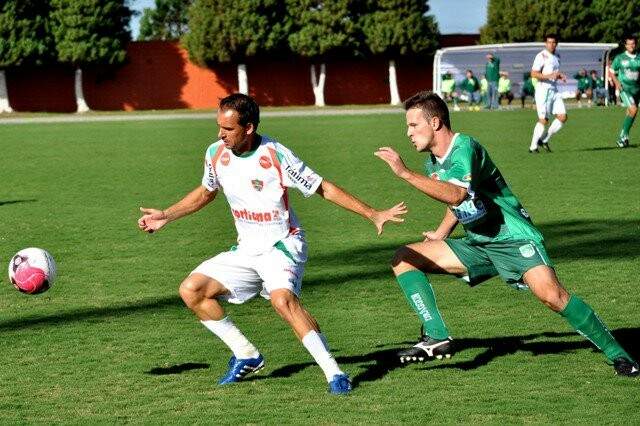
425, 133, 543, 244
612, 52, 640, 95
574, 72, 591, 91
460, 76, 480, 93
486, 56, 500, 82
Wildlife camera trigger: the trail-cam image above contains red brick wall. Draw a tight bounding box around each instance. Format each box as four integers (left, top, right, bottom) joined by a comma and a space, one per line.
6, 35, 474, 112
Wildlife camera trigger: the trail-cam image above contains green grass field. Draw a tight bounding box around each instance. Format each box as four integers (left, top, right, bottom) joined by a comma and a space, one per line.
1, 107, 639, 424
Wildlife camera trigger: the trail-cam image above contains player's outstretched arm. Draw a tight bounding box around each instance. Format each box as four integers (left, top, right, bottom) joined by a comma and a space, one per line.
138, 185, 217, 233
374, 147, 467, 206
315, 180, 407, 235
422, 208, 459, 241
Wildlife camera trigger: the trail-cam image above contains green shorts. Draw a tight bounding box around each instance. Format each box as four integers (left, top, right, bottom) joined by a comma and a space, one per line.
620, 90, 640, 108
445, 238, 553, 288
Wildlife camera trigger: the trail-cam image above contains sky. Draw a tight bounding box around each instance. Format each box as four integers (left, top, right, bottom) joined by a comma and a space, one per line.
128, 0, 488, 40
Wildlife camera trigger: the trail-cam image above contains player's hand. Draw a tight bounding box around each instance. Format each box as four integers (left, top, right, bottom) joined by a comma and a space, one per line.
374, 147, 410, 178
138, 207, 169, 233
558, 72, 567, 82
422, 230, 447, 241
372, 202, 408, 235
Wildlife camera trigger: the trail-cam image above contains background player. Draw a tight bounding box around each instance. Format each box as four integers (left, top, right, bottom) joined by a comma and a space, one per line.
610, 35, 640, 148
529, 34, 567, 153
374, 91, 638, 377
138, 94, 407, 394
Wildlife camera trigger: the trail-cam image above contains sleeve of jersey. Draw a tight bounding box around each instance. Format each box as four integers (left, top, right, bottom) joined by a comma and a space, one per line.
277, 145, 323, 197
446, 145, 475, 191
532, 54, 543, 72
201, 146, 220, 192
611, 56, 620, 73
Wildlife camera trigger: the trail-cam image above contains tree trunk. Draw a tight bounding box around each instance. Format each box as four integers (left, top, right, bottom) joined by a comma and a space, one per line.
310, 63, 326, 107
0, 70, 14, 113
75, 68, 90, 113
388, 59, 401, 106
237, 63, 248, 95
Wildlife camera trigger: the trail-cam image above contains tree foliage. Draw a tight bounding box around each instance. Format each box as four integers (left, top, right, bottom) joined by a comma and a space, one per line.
286, 0, 358, 60
588, 0, 640, 43
481, 0, 640, 44
359, 0, 438, 57
138, 0, 190, 41
183, 0, 289, 65
0, 0, 53, 68
49, 0, 132, 66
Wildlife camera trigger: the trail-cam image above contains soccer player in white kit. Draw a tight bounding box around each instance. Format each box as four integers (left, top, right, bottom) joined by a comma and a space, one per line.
529, 34, 568, 153
138, 94, 407, 395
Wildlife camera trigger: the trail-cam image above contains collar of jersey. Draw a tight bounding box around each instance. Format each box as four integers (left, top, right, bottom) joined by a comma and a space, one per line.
434, 133, 459, 165
231, 135, 262, 158
625, 52, 637, 59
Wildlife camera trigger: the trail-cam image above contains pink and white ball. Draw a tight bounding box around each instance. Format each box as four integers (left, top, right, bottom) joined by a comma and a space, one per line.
8, 248, 57, 294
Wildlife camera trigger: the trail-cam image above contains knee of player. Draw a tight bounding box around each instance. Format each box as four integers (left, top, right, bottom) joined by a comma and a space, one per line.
178, 277, 201, 301
270, 293, 295, 316
391, 246, 410, 268
629, 106, 638, 117
557, 114, 568, 123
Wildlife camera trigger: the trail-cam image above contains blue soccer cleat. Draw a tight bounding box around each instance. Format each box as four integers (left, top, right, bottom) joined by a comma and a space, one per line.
328, 373, 352, 395
218, 354, 265, 385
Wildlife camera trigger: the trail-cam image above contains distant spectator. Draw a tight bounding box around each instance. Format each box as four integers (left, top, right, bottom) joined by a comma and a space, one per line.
441, 72, 459, 110
498, 71, 514, 105
485, 53, 500, 109
480, 74, 489, 107
590, 70, 606, 106
520, 72, 536, 108
459, 69, 481, 110
574, 68, 593, 107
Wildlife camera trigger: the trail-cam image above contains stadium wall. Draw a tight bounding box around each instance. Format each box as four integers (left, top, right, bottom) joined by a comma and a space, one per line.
6, 35, 478, 112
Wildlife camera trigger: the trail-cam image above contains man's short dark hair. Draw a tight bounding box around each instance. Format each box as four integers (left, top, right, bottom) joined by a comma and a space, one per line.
624, 34, 638, 43
219, 93, 260, 128
403, 91, 451, 130
544, 33, 558, 42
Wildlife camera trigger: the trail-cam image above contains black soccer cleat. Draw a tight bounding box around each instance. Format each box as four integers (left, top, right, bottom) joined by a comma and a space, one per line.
398, 335, 454, 363
539, 141, 552, 152
529, 148, 539, 154
613, 357, 639, 377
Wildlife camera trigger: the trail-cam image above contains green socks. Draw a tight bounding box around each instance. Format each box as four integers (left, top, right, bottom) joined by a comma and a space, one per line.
620, 115, 635, 139
396, 270, 449, 339
560, 295, 632, 362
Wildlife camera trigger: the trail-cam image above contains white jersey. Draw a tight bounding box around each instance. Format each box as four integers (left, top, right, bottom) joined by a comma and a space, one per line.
202, 135, 322, 255
532, 49, 561, 92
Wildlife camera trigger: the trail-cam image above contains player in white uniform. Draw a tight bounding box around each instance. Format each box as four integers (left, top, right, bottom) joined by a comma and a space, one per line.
529, 34, 568, 153
138, 94, 407, 395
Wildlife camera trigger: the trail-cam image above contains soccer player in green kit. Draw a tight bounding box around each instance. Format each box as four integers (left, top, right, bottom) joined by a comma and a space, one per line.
374, 91, 639, 377
611, 35, 640, 148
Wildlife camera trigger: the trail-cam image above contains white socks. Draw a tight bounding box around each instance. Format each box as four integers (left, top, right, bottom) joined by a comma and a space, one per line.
201, 317, 260, 359
541, 119, 563, 143
530, 122, 546, 150
302, 330, 343, 382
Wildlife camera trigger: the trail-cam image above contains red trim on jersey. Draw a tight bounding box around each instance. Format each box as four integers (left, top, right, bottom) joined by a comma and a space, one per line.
210, 144, 226, 175
267, 146, 291, 231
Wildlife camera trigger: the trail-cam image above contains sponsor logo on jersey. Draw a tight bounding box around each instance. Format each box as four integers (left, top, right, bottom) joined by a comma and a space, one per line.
622, 60, 629, 66
231, 208, 282, 222
220, 152, 230, 166
251, 179, 264, 191
520, 208, 530, 218
259, 155, 272, 169
519, 244, 535, 258
205, 160, 215, 181
284, 164, 314, 190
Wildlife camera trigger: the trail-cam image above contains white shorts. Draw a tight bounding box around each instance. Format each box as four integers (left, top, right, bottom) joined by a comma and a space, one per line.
190, 234, 307, 304
535, 88, 566, 119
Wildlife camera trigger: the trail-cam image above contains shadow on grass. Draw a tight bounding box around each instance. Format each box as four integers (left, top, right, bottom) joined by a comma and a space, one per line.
0, 295, 184, 332
247, 328, 639, 388
146, 363, 209, 375
577, 145, 637, 151
0, 199, 37, 206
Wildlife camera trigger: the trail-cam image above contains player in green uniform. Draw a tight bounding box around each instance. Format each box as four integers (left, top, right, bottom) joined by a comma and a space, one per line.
374, 91, 639, 377
611, 35, 640, 147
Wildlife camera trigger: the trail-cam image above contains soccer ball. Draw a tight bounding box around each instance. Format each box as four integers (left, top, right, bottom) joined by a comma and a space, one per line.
8, 248, 57, 294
